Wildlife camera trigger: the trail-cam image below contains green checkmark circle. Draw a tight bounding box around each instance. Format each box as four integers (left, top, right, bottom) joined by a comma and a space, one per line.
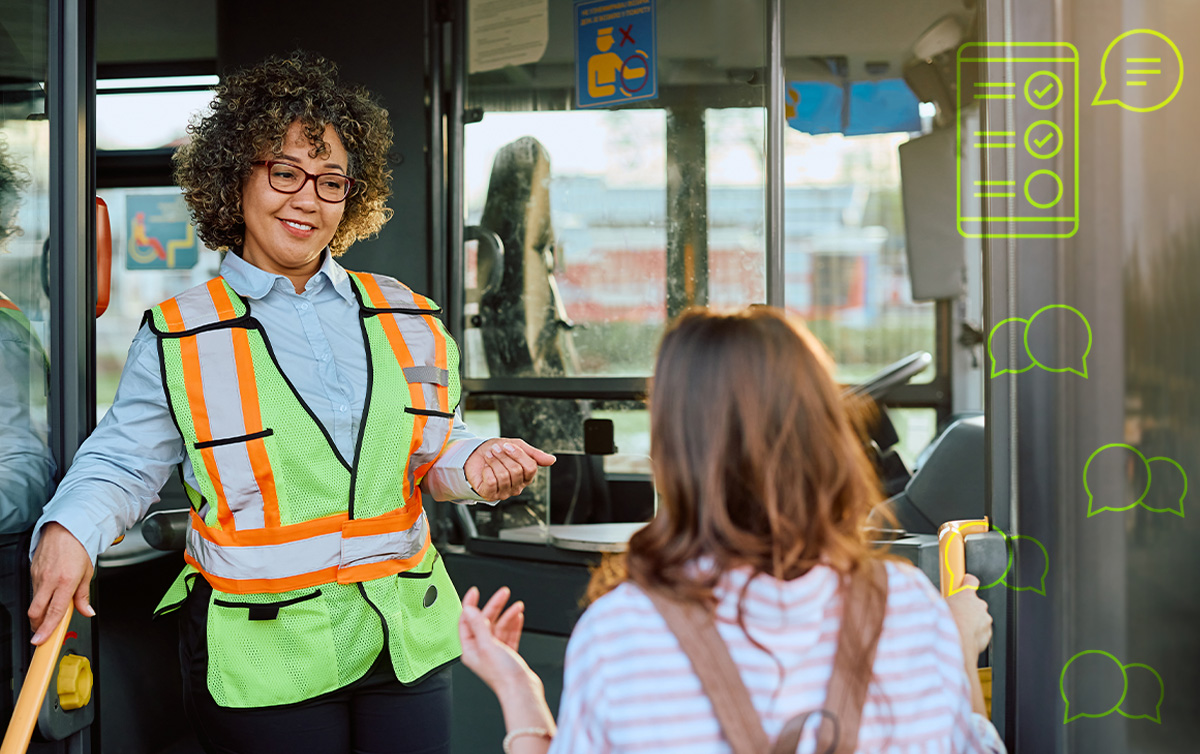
1025, 71, 1063, 110
1024, 120, 1063, 159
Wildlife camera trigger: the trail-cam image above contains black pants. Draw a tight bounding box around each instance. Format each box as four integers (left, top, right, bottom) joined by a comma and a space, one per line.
180, 580, 452, 754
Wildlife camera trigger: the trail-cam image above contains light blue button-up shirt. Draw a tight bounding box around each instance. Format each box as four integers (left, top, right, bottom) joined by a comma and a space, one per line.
34, 251, 488, 563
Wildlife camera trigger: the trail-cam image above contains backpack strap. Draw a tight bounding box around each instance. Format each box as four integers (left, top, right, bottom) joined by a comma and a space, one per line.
646, 559, 889, 754
645, 590, 768, 754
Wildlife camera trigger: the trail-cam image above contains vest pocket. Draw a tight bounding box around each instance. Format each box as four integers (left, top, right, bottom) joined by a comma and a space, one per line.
388, 547, 463, 682
205, 588, 340, 708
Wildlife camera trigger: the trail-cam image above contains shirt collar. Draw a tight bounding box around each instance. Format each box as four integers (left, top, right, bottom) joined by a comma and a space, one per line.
219, 249, 357, 305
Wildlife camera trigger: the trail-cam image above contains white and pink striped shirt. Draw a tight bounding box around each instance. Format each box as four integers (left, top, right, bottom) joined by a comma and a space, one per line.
547, 560, 1006, 754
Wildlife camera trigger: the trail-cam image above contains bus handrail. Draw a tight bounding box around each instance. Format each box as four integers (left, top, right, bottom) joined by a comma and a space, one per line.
0, 605, 75, 754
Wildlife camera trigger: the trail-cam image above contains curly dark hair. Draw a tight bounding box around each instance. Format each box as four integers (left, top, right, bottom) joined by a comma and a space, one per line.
174, 51, 393, 255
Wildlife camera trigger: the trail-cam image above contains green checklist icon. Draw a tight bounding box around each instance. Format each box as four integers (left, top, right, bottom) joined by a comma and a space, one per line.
957, 43, 1080, 239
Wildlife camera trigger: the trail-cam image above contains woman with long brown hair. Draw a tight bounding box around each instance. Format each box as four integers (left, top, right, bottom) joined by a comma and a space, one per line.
459, 307, 1003, 753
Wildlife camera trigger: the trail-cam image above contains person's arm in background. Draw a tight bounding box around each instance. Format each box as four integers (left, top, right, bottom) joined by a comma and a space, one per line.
28, 325, 185, 643
945, 574, 993, 716
422, 412, 556, 504
0, 325, 55, 534
943, 574, 1006, 752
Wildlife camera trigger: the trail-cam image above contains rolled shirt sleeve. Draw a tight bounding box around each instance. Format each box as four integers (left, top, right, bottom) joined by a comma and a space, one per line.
31, 326, 185, 563
420, 412, 494, 504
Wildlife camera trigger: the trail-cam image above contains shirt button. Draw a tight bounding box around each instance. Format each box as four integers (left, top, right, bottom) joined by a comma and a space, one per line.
299, 303, 309, 311
340, 404, 348, 412
322, 354, 331, 362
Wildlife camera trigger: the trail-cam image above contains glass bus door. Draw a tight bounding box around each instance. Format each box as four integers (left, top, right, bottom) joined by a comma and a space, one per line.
1, 0, 96, 751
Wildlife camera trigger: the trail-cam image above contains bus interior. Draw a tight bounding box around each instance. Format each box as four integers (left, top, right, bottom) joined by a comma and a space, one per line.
1, 0, 1198, 752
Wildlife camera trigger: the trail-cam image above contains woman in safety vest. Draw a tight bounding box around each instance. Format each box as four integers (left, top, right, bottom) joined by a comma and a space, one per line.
27, 52, 554, 754
456, 308, 1004, 754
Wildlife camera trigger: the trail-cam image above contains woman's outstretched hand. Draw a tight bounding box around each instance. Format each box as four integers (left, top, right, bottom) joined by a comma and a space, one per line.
459, 586, 556, 753
465, 439, 556, 501
459, 586, 533, 695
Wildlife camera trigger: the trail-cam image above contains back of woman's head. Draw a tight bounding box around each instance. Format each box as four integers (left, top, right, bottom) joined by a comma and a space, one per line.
623, 307, 881, 603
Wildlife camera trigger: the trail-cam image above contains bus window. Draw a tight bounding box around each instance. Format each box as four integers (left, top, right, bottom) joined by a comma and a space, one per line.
460, 1, 770, 540
95, 75, 217, 415
93, 187, 217, 415
97, 76, 216, 151
782, 130, 935, 385
464, 110, 670, 378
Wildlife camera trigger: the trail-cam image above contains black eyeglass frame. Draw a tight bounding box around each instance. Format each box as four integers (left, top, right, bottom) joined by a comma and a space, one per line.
250, 160, 358, 203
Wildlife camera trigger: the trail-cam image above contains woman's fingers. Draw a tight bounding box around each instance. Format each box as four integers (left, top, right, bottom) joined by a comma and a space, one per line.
495, 601, 525, 651
465, 439, 557, 500
480, 586, 511, 623
462, 586, 480, 610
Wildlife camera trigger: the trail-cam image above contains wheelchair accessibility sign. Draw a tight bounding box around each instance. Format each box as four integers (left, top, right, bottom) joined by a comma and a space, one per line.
575, 0, 657, 108
126, 193, 198, 270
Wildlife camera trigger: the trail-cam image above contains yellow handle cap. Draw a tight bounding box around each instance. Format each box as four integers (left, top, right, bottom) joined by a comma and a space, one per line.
56, 654, 93, 711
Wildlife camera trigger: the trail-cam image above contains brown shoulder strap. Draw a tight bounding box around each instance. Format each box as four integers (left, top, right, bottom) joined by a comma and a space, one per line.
645, 591, 769, 754
647, 559, 889, 754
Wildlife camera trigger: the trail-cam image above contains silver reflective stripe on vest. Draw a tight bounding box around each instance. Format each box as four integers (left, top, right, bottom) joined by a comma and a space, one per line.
402, 366, 449, 386
172, 282, 224, 330
187, 526, 343, 582
186, 512, 429, 581
363, 274, 433, 311
184, 314, 268, 529
340, 512, 429, 569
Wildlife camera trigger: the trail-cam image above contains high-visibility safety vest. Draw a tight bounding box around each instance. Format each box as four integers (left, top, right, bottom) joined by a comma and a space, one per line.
149, 271, 464, 708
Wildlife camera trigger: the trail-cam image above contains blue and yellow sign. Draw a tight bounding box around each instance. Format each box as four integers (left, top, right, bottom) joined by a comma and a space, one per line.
575, 0, 657, 109
126, 193, 198, 270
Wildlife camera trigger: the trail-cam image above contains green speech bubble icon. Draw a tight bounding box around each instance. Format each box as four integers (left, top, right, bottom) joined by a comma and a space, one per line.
1024, 304, 1092, 378
1118, 663, 1165, 724
1143, 457, 1188, 518
1084, 444, 1187, 518
1061, 650, 1128, 724
1084, 443, 1152, 517
995, 529, 1049, 596
1092, 29, 1184, 113
987, 317, 1032, 378
988, 305, 1091, 379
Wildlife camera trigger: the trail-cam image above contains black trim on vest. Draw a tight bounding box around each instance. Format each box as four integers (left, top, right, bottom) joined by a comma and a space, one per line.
152, 570, 201, 619
247, 317, 354, 474
145, 312, 257, 339
360, 307, 443, 318
395, 550, 441, 579
213, 589, 323, 621
404, 407, 455, 419
347, 282, 376, 520
356, 581, 391, 659
193, 428, 274, 450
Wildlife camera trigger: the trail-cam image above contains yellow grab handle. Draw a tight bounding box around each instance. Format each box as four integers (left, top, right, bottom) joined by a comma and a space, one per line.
0, 604, 75, 754
937, 518, 989, 596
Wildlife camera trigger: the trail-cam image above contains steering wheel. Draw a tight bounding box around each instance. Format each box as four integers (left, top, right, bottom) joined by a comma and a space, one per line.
844, 351, 932, 497
844, 351, 932, 403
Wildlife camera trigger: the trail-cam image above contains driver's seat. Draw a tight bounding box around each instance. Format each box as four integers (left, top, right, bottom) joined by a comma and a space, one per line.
880, 414, 985, 534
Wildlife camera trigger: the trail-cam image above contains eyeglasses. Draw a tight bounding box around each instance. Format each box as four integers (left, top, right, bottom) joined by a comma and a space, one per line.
251, 160, 357, 203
